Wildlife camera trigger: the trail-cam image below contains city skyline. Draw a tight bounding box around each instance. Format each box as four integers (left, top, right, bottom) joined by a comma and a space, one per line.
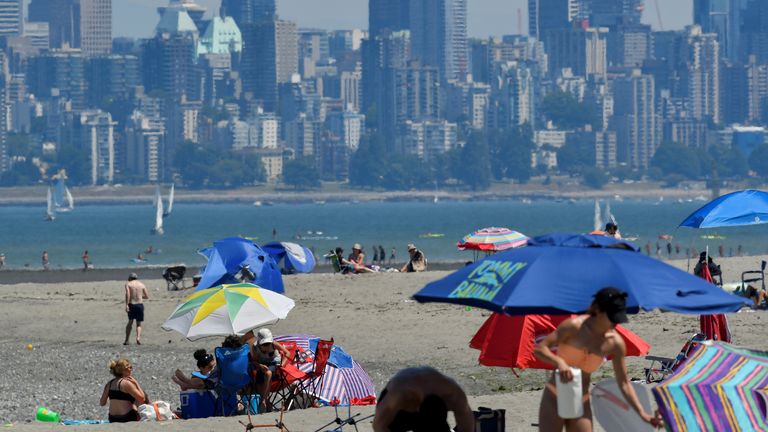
115, 0, 693, 39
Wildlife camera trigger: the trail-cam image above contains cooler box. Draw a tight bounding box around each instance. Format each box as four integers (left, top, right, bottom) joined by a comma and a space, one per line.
179, 390, 216, 419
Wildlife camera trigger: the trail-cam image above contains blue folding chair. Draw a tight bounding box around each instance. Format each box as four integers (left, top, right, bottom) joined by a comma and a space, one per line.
214, 344, 258, 416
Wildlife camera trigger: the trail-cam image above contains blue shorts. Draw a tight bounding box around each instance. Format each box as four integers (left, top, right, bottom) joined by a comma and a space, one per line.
128, 304, 144, 322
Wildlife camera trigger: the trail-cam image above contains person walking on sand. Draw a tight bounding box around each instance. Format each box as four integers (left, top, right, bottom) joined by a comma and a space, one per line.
374, 366, 474, 432
82, 250, 90, 271
124, 273, 149, 345
0, 253, 5, 270
389, 247, 396, 265
41, 251, 49, 271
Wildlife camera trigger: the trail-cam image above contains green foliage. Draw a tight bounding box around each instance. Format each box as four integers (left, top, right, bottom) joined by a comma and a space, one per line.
54, 145, 91, 186
174, 141, 266, 189
650, 143, 702, 180
709, 146, 747, 179
6, 134, 34, 157
282, 157, 321, 189
749, 143, 768, 178
488, 125, 535, 183
461, 131, 492, 190
557, 137, 596, 175
0, 159, 41, 186
582, 167, 608, 189
541, 91, 598, 130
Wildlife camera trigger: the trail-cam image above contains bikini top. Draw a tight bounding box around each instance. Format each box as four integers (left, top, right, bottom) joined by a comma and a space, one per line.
108, 378, 135, 403
557, 343, 605, 374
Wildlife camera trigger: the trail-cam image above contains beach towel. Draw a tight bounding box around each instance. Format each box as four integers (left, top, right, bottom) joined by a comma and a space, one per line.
698, 261, 732, 342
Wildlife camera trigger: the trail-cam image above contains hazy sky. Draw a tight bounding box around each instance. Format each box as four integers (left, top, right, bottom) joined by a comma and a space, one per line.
114, 0, 693, 39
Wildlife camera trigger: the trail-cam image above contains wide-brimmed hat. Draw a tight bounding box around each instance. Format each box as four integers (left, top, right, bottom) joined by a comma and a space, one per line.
407, 244, 417, 251
353, 243, 362, 251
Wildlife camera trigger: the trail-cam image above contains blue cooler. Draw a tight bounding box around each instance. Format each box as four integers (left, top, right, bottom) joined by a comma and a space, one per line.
180, 390, 216, 419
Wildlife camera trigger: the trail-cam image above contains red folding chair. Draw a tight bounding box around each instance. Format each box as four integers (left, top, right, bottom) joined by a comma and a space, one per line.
267, 341, 308, 411
293, 338, 334, 409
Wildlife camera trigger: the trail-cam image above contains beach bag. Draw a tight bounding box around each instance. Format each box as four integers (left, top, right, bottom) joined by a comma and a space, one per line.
474, 407, 505, 432
138, 401, 177, 421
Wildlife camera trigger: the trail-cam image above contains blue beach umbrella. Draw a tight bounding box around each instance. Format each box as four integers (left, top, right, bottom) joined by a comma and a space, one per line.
414, 233, 749, 315
197, 237, 285, 293
263, 242, 316, 273
679, 189, 768, 229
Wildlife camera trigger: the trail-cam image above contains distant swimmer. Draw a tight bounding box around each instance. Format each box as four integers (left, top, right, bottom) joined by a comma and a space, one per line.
145, 246, 153, 255
137, 252, 145, 262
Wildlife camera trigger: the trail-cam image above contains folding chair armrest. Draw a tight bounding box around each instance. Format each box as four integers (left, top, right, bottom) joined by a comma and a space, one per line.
645, 355, 674, 366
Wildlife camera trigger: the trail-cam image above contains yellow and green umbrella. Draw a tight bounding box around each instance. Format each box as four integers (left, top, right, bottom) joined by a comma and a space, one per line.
162, 283, 295, 340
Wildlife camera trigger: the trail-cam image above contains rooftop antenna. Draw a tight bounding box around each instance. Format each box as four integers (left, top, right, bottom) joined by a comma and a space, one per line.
517, 8, 523, 35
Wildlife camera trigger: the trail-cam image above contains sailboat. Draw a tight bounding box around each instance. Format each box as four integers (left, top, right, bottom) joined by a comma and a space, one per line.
162, 184, 174, 218
151, 185, 164, 235
52, 178, 74, 212
593, 200, 602, 231
45, 187, 55, 221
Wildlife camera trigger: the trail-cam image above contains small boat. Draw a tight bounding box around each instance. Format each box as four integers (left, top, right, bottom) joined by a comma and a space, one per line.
419, 233, 446, 238
521, 198, 532, 205
162, 184, 174, 218
151, 185, 164, 235
701, 235, 726, 240
314, 200, 326, 205
45, 186, 55, 221
658, 234, 673, 241
253, 201, 262, 207
52, 178, 74, 213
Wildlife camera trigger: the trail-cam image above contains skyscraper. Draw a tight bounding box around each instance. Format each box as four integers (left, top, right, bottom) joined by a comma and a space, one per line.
80, 0, 112, 56
0, 0, 21, 39
586, 0, 643, 28
693, 0, 740, 61
221, 0, 275, 27
685, 25, 721, 124
611, 69, 657, 169
241, 19, 298, 111
528, 0, 579, 38
410, 0, 468, 82
368, 0, 409, 38
28, 0, 80, 49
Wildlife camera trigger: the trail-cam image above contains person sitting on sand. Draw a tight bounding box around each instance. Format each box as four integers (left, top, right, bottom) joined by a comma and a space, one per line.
694, 252, 721, 279
173, 349, 217, 391
99, 358, 147, 423
745, 285, 768, 309
349, 244, 375, 274
249, 328, 291, 413
534, 287, 663, 431
373, 366, 474, 432
401, 244, 427, 273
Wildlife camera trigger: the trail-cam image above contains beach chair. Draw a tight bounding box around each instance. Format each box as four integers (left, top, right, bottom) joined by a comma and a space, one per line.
293, 338, 334, 409
267, 341, 308, 411
214, 344, 257, 416
644, 333, 706, 383
163, 266, 186, 290
742, 260, 766, 292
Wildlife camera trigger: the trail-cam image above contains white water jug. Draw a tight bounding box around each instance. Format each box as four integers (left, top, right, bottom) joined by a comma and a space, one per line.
556, 367, 584, 419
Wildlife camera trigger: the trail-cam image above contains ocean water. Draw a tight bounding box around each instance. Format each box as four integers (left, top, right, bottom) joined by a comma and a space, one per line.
1, 199, 768, 270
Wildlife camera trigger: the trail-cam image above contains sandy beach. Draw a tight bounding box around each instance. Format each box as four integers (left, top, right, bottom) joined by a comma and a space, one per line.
2, 255, 768, 431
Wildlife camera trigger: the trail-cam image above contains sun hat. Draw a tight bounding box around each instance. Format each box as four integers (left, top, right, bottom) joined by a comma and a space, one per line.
407, 244, 417, 251
593, 287, 628, 324
257, 328, 274, 345
353, 243, 362, 251
128, 273, 138, 280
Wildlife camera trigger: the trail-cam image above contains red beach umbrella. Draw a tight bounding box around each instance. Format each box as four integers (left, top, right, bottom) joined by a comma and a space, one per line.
469, 313, 651, 371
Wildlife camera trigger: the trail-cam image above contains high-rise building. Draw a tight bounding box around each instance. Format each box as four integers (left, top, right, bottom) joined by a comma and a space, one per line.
585, 27, 608, 80
158, 0, 207, 33
0, 71, 6, 174
740, 0, 768, 64
23, 22, 50, 50
340, 66, 362, 112
76, 110, 116, 185
528, 0, 579, 39
0, 0, 22, 39
27, 50, 86, 109
410, 0, 468, 82
126, 111, 165, 183
241, 18, 298, 111
142, 33, 198, 104
221, 0, 275, 27
543, 27, 606, 80
585, 0, 642, 28
80, 0, 111, 56
28, 0, 79, 50
489, 61, 537, 130
400, 120, 458, 161
368, 0, 409, 38
611, 69, 658, 169
86, 55, 140, 106
685, 25, 721, 124
694, 0, 740, 61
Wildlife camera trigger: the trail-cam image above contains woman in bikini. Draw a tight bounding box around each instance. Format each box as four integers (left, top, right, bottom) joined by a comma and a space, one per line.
534, 287, 662, 431
99, 358, 147, 423
172, 349, 217, 390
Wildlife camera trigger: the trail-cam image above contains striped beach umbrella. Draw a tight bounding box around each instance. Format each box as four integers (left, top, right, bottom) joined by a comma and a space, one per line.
653, 341, 768, 432
275, 334, 376, 406
457, 227, 528, 252
162, 283, 295, 340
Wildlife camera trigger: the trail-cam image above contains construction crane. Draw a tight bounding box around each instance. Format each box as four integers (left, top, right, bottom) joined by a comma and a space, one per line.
653, 0, 664, 31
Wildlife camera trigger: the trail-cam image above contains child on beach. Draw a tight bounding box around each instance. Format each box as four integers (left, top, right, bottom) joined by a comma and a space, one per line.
173, 349, 217, 390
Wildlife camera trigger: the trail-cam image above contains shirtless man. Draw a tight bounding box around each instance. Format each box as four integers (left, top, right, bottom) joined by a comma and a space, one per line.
373, 367, 474, 432
124, 273, 149, 345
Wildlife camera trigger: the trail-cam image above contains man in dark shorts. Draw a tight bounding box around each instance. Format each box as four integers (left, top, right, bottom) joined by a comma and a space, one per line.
124, 273, 149, 345
373, 367, 473, 432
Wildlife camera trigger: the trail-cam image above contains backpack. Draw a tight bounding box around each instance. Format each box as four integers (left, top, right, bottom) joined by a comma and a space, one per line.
474, 407, 505, 432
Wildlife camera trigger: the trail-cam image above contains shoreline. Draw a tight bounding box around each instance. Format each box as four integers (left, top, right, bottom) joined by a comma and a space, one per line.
0, 182, 736, 206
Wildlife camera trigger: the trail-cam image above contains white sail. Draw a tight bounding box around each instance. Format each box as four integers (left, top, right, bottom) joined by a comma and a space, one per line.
45, 187, 55, 221
163, 184, 174, 217
65, 187, 74, 210
605, 201, 616, 225
153, 186, 164, 235
593, 200, 602, 231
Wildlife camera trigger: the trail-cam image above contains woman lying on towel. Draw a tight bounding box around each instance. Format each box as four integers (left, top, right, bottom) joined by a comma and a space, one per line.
534, 287, 663, 431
